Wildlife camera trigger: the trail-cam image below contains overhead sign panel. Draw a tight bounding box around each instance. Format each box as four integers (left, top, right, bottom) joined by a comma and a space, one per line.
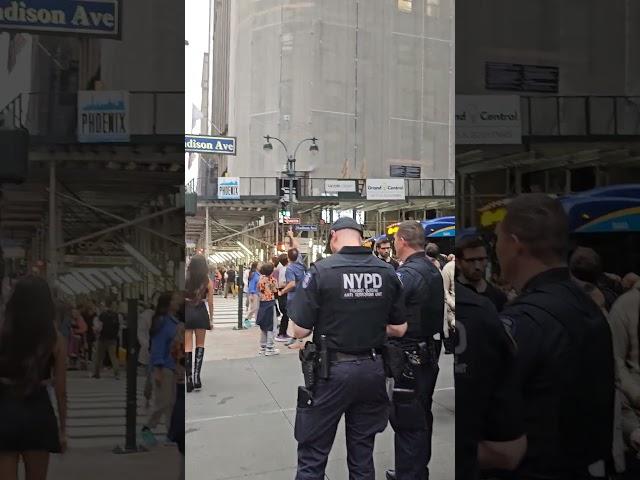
0, 0, 121, 38
295, 224, 318, 232
217, 177, 240, 199
456, 95, 522, 144
77, 90, 129, 143
185, 135, 236, 155
324, 179, 356, 193
366, 178, 406, 200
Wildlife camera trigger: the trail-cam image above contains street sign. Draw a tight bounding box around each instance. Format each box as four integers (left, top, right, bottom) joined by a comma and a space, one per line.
217, 177, 240, 199
295, 224, 318, 232
283, 217, 300, 225
184, 135, 237, 155
77, 90, 129, 143
0, 0, 122, 38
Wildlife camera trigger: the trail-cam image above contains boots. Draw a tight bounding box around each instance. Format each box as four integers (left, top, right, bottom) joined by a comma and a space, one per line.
194, 347, 205, 390
186, 351, 194, 393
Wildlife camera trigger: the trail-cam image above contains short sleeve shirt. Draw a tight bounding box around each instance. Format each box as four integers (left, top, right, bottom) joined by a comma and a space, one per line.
258, 275, 277, 302
285, 259, 306, 301
288, 247, 406, 351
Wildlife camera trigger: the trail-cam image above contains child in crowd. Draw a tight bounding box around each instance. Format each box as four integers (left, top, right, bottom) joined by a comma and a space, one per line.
256, 262, 280, 356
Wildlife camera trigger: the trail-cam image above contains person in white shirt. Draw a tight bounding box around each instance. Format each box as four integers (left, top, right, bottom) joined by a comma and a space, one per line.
441, 257, 456, 354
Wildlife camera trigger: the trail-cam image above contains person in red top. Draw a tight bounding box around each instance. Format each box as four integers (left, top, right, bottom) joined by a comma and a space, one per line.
256, 263, 280, 356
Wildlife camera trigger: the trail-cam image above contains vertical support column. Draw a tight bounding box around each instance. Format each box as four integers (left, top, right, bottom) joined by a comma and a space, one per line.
205, 206, 210, 259
48, 161, 57, 284
469, 175, 476, 228
275, 209, 279, 252
459, 173, 466, 228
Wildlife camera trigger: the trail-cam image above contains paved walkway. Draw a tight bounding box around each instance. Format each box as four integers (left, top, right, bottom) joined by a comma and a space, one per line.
187, 297, 454, 480
45, 367, 180, 479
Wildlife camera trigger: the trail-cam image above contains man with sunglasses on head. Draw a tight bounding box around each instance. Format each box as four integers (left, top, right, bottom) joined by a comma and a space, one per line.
455, 235, 507, 312
376, 237, 400, 270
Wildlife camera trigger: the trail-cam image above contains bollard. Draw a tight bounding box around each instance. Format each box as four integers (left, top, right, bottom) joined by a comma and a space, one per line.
114, 298, 145, 454
236, 264, 245, 330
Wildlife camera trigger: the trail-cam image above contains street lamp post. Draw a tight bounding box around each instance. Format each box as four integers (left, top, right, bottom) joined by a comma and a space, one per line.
263, 135, 319, 239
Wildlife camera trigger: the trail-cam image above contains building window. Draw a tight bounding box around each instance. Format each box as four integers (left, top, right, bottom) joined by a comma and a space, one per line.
397, 0, 412, 13
426, 0, 440, 18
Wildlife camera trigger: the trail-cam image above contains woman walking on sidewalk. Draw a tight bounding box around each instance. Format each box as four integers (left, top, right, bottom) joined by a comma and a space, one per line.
184, 255, 213, 393
141, 291, 181, 446
0, 276, 68, 480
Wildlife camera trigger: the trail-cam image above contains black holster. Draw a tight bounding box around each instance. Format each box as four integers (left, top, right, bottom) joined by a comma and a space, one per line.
317, 334, 330, 380
382, 341, 406, 381
299, 342, 317, 391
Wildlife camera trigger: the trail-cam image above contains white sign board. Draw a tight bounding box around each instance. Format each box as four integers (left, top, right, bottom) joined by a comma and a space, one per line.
217, 177, 240, 199
325, 179, 356, 193
456, 95, 521, 144
366, 178, 406, 200
77, 90, 129, 142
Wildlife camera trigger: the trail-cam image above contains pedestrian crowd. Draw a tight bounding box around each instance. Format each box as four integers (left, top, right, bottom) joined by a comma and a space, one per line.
0, 269, 186, 480
455, 193, 640, 480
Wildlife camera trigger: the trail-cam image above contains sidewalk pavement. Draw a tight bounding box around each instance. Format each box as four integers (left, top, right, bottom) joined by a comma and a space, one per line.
187, 297, 454, 480
46, 368, 181, 479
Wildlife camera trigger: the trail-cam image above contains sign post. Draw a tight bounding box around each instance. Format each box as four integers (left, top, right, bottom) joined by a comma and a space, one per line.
113, 299, 145, 454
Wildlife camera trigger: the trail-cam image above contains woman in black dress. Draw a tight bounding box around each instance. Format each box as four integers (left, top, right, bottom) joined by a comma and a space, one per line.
184, 255, 213, 392
0, 276, 67, 480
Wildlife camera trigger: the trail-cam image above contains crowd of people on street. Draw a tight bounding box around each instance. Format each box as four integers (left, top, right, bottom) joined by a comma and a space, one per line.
0, 269, 186, 480
456, 193, 640, 480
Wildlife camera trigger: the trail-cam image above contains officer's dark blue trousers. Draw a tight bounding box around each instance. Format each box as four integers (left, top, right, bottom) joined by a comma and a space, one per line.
390, 360, 440, 480
295, 357, 389, 480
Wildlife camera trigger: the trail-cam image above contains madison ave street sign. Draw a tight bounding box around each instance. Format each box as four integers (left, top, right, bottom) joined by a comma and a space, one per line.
185, 135, 237, 155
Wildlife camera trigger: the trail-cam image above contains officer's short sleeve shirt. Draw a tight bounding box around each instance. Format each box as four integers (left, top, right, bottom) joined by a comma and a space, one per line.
288, 266, 320, 330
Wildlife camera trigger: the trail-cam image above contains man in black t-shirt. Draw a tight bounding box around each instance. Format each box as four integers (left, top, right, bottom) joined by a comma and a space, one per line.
224, 267, 237, 298
92, 301, 121, 379
456, 235, 507, 312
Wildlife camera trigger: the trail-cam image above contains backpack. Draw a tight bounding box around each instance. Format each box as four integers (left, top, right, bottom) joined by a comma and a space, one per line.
100, 310, 120, 341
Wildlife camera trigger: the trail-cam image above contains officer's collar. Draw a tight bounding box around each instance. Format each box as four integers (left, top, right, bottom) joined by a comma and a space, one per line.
522, 267, 571, 292
337, 246, 373, 254
404, 251, 426, 263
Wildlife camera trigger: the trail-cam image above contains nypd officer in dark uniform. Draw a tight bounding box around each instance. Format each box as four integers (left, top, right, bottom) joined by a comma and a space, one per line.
455, 283, 526, 480
386, 220, 445, 480
495, 194, 614, 479
288, 217, 408, 480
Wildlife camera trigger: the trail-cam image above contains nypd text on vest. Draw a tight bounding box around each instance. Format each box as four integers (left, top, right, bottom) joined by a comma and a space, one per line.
342, 273, 383, 299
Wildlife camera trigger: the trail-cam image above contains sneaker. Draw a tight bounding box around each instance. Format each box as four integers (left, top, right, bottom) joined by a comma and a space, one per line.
265, 348, 280, 356
243, 319, 252, 329
275, 335, 291, 342
141, 427, 158, 447
258, 347, 266, 355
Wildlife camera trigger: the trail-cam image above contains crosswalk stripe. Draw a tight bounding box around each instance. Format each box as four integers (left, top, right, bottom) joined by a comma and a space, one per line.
58, 374, 170, 447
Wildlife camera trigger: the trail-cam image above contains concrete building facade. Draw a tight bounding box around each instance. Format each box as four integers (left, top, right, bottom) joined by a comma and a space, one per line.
226, 0, 454, 182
